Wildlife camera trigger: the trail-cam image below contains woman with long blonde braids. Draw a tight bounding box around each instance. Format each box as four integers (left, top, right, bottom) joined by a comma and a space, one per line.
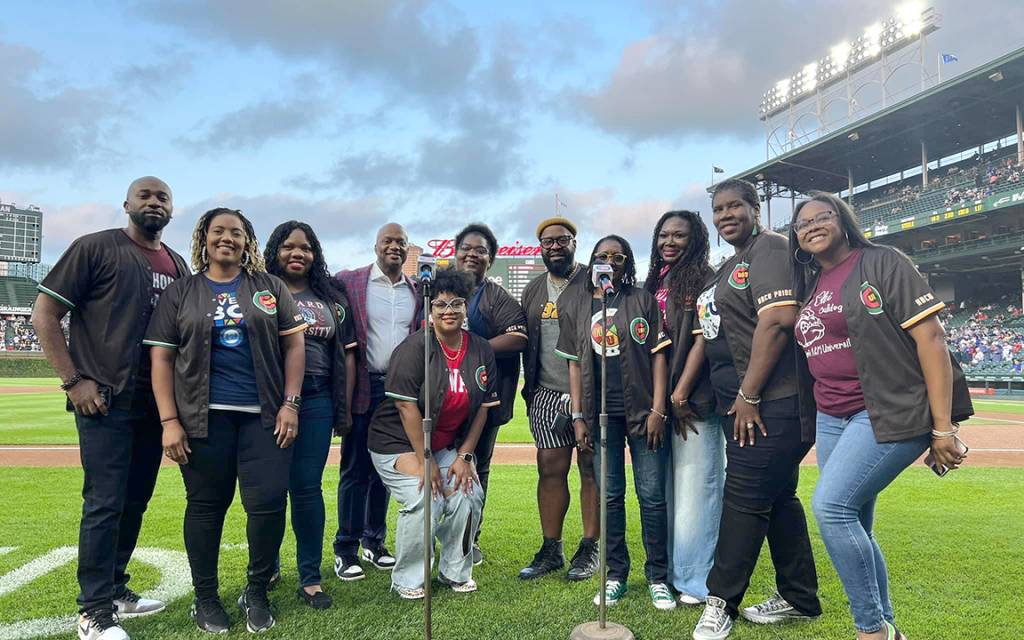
145, 208, 307, 633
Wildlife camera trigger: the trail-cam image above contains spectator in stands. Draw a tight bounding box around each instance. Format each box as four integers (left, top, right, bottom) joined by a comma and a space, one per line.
1014, 359, 1023, 373
790, 192, 972, 640
32, 176, 188, 640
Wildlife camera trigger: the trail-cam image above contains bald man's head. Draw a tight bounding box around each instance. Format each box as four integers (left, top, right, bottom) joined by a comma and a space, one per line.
124, 176, 173, 235
374, 222, 409, 276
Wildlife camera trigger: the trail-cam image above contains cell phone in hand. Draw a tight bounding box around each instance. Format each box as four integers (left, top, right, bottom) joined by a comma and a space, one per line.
924, 435, 969, 477
66, 386, 112, 413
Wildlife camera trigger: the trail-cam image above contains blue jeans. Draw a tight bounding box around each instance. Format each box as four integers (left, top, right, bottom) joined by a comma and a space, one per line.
812, 410, 930, 633
283, 376, 334, 587
668, 414, 725, 599
334, 376, 390, 556
591, 415, 670, 583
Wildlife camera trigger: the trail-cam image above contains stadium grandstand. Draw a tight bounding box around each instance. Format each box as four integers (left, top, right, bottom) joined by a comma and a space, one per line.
719, 42, 1024, 395
0, 198, 57, 351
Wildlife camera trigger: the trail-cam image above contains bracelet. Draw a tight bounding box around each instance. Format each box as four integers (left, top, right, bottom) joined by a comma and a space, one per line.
738, 389, 761, 406
60, 373, 83, 392
160, 416, 179, 424
571, 412, 584, 422
931, 424, 960, 439
283, 403, 299, 414
650, 408, 668, 420
671, 396, 689, 407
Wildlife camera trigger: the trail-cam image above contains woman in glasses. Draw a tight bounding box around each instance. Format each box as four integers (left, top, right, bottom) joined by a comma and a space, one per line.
556, 235, 675, 611
643, 210, 725, 607
790, 193, 972, 640
368, 267, 500, 599
453, 223, 527, 565
692, 180, 821, 640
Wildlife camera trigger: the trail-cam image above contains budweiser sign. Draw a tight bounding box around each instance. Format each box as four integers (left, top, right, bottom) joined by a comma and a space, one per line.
427, 238, 542, 259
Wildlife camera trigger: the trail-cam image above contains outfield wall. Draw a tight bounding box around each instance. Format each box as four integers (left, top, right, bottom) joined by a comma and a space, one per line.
0, 354, 56, 377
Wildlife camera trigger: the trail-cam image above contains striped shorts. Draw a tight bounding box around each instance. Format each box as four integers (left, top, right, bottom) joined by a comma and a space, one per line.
527, 386, 575, 450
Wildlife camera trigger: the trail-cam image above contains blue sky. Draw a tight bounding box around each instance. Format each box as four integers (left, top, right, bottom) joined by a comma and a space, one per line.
3, 0, 1023, 272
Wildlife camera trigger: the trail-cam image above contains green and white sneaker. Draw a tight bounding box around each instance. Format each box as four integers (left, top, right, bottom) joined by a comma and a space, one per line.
592, 580, 628, 606
649, 583, 677, 610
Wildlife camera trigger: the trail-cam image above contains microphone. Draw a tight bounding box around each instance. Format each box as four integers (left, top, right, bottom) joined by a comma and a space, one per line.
592, 263, 614, 295
418, 254, 436, 281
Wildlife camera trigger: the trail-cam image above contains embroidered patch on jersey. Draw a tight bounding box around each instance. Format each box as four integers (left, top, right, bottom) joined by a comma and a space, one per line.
253, 291, 277, 315
728, 262, 750, 290
475, 366, 488, 391
630, 317, 649, 344
335, 303, 346, 324
860, 281, 884, 315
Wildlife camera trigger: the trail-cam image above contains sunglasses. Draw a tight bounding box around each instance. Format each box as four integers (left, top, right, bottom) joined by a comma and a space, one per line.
540, 235, 573, 249
593, 252, 628, 266
430, 298, 467, 314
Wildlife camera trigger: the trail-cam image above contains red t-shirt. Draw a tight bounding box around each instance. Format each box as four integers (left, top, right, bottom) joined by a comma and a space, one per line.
135, 243, 180, 383
795, 249, 866, 417
433, 331, 470, 451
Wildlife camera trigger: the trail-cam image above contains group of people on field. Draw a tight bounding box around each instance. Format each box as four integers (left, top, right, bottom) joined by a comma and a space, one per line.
34, 175, 971, 640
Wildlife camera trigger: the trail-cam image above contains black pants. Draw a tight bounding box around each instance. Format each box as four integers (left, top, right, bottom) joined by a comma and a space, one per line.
179, 410, 293, 598
75, 387, 163, 612
706, 396, 821, 619
472, 416, 501, 543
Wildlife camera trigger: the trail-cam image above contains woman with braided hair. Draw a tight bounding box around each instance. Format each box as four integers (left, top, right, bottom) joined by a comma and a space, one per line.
644, 210, 725, 607
146, 208, 307, 633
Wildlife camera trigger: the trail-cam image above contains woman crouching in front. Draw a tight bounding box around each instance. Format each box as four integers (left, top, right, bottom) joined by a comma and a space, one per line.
367, 267, 499, 599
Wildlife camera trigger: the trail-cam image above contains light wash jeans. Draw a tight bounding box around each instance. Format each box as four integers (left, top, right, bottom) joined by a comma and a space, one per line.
812, 410, 929, 633
371, 447, 483, 590
667, 414, 725, 600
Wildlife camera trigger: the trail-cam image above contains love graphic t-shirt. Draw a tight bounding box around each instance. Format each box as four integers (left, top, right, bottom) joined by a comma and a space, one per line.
590, 298, 625, 417
205, 275, 260, 410
796, 249, 865, 417
433, 334, 470, 451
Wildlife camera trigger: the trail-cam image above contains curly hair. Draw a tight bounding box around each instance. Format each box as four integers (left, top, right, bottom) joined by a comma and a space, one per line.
432, 266, 475, 300
264, 221, 350, 309
584, 234, 637, 294
644, 210, 710, 312
455, 222, 498, 264
190, 208, 265, 274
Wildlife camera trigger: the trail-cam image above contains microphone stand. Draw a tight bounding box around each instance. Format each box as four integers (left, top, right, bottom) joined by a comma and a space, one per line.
421, 277, 434, 640
570, 283, 634, 640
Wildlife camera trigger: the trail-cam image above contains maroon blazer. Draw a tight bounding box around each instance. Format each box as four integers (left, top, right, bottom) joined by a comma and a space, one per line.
337, 264, 422, 415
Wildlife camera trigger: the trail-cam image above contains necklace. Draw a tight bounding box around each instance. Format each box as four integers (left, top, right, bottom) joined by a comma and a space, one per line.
436, 331, 465, 361
548, 264, 579, 293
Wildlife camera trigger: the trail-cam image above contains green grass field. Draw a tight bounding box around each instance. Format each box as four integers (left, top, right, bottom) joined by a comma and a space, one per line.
0, 465, 1021, 639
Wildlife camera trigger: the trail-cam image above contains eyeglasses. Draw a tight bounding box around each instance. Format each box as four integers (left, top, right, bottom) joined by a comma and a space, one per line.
594, 252, 628, 266
540, 235, 573, 249
458, 244, 490, 257
430, 298, 467, 314
794, 211, 837, 234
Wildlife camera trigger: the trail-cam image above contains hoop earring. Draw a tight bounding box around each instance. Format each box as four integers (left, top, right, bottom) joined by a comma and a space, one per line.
200, 246, 208, 263
794, 247, 814, 265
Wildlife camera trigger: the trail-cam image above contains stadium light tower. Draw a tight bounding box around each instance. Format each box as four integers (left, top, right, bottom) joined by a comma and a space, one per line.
759, 3, 942, 159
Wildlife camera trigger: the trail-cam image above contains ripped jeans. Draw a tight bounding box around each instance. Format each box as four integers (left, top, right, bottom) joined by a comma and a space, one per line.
371, 447, 483, 590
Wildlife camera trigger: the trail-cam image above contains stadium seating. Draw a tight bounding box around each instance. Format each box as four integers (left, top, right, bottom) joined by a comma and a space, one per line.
0, 277, 39, 308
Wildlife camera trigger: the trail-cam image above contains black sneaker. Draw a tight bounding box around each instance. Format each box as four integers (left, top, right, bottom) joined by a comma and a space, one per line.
297, 587, 333, 610
361, 544, 396, 570
566, 538, 599, 581
518, 539, 565, 580
191, 597, 231, 634
472, 543, 483, 567
267, 571, 280, 592
237, 586, 275, 633
334, 554, 365, 580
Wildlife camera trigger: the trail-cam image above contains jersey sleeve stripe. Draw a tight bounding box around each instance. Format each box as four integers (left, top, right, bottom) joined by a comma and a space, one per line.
900, 301, 946, 329
37, 285, 75, 309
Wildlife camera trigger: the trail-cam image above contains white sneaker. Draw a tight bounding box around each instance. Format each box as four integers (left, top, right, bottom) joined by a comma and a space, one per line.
78, 610, 129, 640
693, 596, 733, 640
678, 593, 704, 606
112, 589, 165, 618
741, 591, 820, 624
334, 554, 365, 581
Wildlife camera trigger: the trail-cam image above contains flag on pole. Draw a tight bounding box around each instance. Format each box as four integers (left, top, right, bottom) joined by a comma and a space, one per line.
941, 53, 958, 64
713, 166, 725, 174
559, 199, 568, 208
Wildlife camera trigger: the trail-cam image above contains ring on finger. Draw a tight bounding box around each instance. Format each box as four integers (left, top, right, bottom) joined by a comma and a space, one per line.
746, 423, 755, 430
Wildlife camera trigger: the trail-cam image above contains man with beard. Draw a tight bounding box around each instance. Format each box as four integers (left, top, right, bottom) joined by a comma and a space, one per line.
33, 177, 189, 640
332, 222, 421, 581
517, 217, 600, 581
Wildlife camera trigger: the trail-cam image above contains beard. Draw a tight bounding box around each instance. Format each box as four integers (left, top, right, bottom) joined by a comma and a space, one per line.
542, 250, 575, 277
129, 209, 172, 234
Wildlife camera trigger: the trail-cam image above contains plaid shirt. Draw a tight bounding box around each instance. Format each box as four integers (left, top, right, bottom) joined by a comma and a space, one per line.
337, 264, 422, 415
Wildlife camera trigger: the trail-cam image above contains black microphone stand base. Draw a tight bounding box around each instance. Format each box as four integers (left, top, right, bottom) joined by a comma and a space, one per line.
569, 621, 635, 640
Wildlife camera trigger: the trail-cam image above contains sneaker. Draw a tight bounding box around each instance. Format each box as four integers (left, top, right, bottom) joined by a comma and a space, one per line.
678, 593, 704, 606
237, 586, 275, 633
334, 554, 365, 581
77, 609, 128, 640
361, 545, 396, 570
297, 587, 333, 610
191, 597, 231, 634
518, 539, 565, 580
472, 543, 483, 566
740, 591, 820, 624
391, 583, 425, 600
566, 538, 599, 581
693, 596, 733, 640
267, 571, 281, 591
592, 579, 628, 606
440, 573, 478, 593
649, 583, 677, 610
112, 588, 165, 618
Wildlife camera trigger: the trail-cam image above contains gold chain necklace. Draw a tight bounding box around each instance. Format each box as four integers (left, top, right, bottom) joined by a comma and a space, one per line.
436, 331, 464, 361
548, 264, 579, 293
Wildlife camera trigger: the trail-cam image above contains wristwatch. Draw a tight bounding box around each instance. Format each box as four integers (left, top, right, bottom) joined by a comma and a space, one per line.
459, 452, 474, 463
284, 395, 302, 407
571, 412, 585, 422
